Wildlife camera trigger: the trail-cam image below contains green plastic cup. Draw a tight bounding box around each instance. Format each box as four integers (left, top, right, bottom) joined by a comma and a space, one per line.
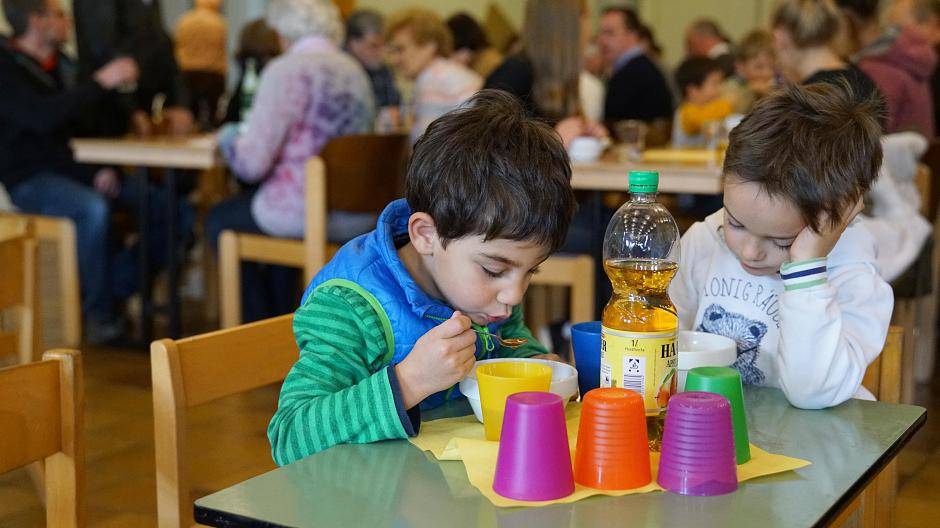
684, 366, 751, 464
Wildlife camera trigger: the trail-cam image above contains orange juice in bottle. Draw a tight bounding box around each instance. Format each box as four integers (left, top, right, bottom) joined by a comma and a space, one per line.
601, 171, 680, 451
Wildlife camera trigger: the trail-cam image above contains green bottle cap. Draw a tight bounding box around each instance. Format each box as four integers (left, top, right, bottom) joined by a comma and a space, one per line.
629, 171, 659, 193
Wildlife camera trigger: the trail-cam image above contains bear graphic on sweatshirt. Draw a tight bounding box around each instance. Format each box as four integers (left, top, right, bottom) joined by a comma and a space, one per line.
697, 304, 767, 385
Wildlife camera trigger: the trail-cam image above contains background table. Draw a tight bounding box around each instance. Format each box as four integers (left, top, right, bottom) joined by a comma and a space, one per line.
71, 135, 219, 340
194, 387, 925, 528
571, 156, 724, 194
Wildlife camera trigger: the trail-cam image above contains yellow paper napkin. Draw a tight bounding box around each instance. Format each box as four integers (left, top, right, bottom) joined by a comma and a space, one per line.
409, 403, 811, 508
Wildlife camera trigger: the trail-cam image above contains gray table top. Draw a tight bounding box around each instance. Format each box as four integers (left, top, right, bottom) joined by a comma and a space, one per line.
195, 386, 926, 528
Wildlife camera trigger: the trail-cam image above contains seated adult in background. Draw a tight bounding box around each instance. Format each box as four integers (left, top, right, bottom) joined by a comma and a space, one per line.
771, 0, 884, 109
1, 0, 157, 344
72, 0, 193, 137
223, 18, 282, 124
685, 18, 736, 77
484, 0, 606, 144
386, 8, 482, 143
597, 7, 673, 129
446, 12, 504, 79
837, 0, 936, 136
208, 0, 374, 323
175, 0, 228, 130
345, 10, 401, 121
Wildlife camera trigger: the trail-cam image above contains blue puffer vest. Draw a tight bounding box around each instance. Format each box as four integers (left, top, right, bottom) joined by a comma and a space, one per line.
301, 199, 511, 409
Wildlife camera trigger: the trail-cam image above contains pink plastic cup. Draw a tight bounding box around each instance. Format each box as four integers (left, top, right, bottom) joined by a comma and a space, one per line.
657, 391, 738, 496
493, 392, 575, 501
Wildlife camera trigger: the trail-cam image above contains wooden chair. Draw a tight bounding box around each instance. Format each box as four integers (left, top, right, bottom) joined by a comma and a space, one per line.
0, 349, 84, 527
890, 163, 935, 404
833, 326, 903, 528
0, 212, 81, 348
219, 134, 409, 328
151, 314, 298, 528
0, 216, 41, 365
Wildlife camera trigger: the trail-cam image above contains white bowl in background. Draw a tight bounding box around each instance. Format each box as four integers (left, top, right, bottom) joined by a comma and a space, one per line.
568, 136, 604, 162
458, 358, 579, 423
677, 331, 737, 391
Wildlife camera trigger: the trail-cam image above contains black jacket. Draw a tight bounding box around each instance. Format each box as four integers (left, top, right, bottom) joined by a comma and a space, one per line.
72, 0, 189, 135
604, 53, 674, 123
0, 39, 104, 189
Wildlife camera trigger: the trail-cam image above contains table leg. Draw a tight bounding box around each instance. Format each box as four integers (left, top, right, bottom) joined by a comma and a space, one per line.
137, 167, 153, 345
165, 169, 182, 339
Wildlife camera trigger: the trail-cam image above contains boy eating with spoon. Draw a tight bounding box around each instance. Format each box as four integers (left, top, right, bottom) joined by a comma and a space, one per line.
268, 90, 577, 463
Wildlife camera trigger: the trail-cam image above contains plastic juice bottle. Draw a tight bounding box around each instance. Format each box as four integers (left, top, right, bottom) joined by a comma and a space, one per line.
601, 171, 680, 451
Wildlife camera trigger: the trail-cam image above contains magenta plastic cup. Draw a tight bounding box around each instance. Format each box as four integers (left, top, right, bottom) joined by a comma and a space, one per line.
657, 391, 738, 496
493, 392, 575, 501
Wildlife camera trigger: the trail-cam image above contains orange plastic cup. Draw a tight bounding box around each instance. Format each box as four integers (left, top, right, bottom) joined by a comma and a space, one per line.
476, 362, 553, 441
574, 388, 652, 490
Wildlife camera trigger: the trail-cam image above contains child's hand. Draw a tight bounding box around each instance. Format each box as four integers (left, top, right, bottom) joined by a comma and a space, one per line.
788, 199, 864, 263
395, 311, 478, 409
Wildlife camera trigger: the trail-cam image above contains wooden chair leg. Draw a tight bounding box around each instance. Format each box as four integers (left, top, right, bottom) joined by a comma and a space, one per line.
219, 231, 241, 329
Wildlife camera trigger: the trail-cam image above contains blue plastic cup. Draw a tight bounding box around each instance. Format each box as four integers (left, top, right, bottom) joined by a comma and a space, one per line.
571, 321, 602, 397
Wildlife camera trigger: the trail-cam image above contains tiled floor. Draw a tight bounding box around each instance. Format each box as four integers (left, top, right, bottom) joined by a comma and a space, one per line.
0, 338, 937, 526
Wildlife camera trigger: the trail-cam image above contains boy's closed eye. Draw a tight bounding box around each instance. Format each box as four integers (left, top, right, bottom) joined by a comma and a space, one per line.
480, 265, 542, 278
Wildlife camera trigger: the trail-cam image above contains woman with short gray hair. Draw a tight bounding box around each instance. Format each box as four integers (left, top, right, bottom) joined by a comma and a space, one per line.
208, 0, 375, 322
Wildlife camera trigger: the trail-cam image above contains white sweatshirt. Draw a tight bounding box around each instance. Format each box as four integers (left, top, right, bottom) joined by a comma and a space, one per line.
669, 210, 894, 409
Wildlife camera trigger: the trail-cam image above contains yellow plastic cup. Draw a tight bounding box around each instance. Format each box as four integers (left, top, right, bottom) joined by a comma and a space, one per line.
476, 361, 553, 441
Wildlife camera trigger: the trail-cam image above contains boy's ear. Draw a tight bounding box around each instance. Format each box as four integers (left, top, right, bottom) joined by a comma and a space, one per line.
408, 212, 439, 256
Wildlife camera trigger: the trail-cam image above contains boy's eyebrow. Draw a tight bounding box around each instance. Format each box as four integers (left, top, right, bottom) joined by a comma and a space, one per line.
724, 205, 798, 241
480, 253, 520, 267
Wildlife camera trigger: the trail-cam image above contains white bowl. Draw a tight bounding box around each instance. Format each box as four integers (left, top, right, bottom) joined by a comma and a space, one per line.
677, 330, 737, 391
458, 358, 579, 423
568, 136, 604, 162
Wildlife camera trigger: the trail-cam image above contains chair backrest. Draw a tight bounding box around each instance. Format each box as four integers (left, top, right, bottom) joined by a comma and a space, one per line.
304, 133, 409, 281
0, 216, 40, 364
151, 314, 298, 528
1, 212, 82, 348
0, 349, 84, 527
863, 326, 903, 403
321, 133, 410, 213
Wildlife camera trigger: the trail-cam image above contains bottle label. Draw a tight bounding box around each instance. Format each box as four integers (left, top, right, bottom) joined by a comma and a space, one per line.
600, 327, 678, 414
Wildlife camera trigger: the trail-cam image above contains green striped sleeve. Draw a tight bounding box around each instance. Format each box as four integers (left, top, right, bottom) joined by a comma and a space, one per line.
493, 304, 549, 359
267, 285, 406, 465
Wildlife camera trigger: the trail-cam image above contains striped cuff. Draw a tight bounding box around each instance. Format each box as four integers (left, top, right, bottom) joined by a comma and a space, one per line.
780, 258, 828, 291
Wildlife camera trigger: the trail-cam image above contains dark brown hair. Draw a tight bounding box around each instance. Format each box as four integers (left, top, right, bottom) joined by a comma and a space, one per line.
675, 57, 725, 97
406, 90, 577, 251
3, 0, 45, 37
723, 81, 882, 232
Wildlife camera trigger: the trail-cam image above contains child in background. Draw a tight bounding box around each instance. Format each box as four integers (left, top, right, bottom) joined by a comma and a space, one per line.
724, 30, 777, 114
267, 90, 577, 464
670, 82, 892, 410
672, 57, 734, 147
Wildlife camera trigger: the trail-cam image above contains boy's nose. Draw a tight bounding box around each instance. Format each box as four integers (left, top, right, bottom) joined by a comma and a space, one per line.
740, 237, 764, 262
497, 283, 526, 307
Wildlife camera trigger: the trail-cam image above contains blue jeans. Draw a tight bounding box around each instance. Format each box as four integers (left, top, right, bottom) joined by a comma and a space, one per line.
10, 172, 195, 324
9, 174, 112, 322
205, 192, 301, 323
